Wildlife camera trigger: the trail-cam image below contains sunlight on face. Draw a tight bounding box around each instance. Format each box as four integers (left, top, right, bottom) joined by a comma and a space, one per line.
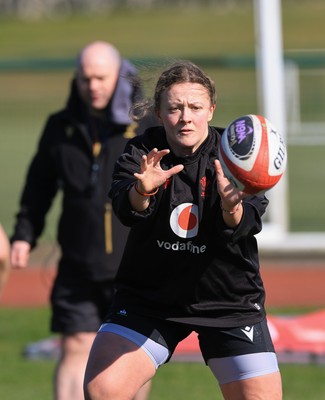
76, 58, 120, 113
157, 82, 215, 157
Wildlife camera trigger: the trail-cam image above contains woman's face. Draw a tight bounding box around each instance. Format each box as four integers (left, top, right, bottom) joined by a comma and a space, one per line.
157, 82, 215, 157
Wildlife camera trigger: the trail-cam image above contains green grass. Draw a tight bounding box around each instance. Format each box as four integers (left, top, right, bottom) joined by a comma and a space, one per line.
0, 307, 56, 399
0, 307, 324, 399
288, 145, 325, 231
0, 7, 255, 59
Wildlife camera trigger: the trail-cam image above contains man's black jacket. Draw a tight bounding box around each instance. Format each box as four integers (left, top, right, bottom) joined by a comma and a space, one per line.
11, 59, 154, 281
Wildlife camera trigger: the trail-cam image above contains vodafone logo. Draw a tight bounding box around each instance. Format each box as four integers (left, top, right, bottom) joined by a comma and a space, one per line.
170, 203, 199, 238
158, 203, 205, 254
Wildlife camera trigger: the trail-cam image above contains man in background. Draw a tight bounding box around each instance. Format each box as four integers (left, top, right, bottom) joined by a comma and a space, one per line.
10, 41, 153, 400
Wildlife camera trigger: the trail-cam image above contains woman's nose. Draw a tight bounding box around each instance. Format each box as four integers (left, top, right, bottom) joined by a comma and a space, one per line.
180, 108, 191, 122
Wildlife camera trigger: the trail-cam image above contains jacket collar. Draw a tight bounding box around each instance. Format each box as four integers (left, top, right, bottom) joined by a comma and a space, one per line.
66, 59, 142, 125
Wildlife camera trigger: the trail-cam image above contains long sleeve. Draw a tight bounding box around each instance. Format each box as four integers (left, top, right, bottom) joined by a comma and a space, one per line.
11, 117, 59, 248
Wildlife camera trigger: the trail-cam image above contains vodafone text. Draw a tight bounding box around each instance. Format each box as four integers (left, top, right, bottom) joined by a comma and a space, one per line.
157, 240, 206, 254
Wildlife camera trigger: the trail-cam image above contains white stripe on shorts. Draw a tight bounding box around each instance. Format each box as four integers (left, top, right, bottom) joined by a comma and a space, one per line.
98, 322, 170, 369
208, 352, 279, 385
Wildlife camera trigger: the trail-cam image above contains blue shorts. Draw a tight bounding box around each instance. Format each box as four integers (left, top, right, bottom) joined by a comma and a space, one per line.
99, 312, 279, 384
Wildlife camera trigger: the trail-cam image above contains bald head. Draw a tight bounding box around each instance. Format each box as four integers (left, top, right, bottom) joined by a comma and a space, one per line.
76, 41, 122, 113
77, 41, 121, 71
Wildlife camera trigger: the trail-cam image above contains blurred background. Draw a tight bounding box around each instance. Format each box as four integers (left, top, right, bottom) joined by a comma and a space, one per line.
1, 0, 325, 243
0, 1, 324, 398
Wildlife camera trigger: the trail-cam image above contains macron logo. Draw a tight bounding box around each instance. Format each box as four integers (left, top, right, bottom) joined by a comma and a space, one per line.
241, 326, 254, 341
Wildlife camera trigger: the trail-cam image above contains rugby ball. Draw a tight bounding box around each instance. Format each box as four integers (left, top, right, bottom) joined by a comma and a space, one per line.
218, 114, 287, 195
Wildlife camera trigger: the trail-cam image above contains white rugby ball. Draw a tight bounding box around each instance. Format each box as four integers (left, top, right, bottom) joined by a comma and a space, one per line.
218, 114, 287, 195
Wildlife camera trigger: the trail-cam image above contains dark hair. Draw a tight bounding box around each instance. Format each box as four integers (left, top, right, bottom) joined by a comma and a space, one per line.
130, 60, 216, 121
154, 60, 216, 112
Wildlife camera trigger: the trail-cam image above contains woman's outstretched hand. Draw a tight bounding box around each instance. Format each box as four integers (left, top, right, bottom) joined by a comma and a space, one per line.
215, 159, 245, 226
215, 159, 245, 206
134, 148, 184, 194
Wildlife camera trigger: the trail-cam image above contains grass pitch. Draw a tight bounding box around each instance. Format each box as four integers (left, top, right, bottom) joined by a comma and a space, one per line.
0, 306, 324, 400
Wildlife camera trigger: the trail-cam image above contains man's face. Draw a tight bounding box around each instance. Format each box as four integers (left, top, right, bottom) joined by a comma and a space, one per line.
76, 59, 120, 112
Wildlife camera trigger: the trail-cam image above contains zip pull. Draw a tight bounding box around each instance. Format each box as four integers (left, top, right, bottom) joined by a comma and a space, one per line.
104, 202, 113, 254
93, 141, 101, 157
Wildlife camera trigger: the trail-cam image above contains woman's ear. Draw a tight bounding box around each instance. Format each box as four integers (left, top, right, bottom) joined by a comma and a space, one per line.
208, 104, 216, 122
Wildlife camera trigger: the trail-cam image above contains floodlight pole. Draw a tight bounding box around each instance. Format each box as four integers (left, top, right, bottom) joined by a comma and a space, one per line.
254, 0, 289, 239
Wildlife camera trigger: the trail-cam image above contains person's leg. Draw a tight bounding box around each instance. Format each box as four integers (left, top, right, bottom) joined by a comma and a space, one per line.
208, 352, 282, 400
84, 319, 180, 400
220, 371, 282, 400
134, 380, 153, 400
84, 331, 157, 400
53, 317, 153, 400
199, 318, 282, 399
50, 265, 107, 400
55, 332, 96, 400
83, 312, 192, 400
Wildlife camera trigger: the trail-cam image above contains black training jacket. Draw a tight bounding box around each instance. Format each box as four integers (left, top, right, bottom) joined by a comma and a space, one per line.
109, 126, 269, 328
11, 60, 154, 281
